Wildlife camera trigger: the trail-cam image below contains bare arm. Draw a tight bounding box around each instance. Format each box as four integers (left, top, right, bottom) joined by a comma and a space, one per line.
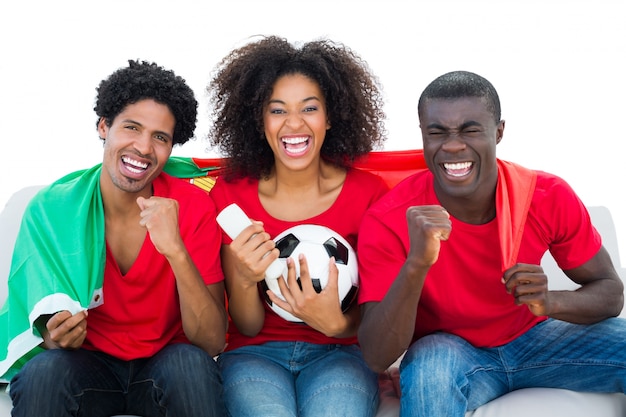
358, 205, 451, 372
221, 221, 280, 337
503, 246, 623, 323
137, 196, 227, 356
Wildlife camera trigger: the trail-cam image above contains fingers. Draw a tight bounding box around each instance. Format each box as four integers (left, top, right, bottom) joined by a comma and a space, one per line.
502, 263, 546, 292
136, 196, 179, 228
324, 257, 339, 292
230, 223, 278, 281
406, 205, 452, 241
295, 253, 311, 290
46, 310, 88, 349
406, 205, 452, 268
268, 258, 296, 313
502, 263, 549, 316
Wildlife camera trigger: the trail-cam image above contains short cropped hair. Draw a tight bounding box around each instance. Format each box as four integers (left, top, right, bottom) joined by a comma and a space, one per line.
94, 59, 198, 146
418, 71, 501, 124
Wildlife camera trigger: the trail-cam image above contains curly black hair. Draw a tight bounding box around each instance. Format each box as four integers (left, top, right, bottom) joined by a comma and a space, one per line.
207, 36, 387, 180
94, 59, 198, 146
418, 71, 501, 124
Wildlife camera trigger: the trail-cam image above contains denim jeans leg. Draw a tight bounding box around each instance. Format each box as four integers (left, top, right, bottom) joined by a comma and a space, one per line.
9, 348, 127, 417
218, 342, 378, 417
503, 318, 626, 392
399, 318, 626, 417
297, 344, 379, 417
218, 343, 298, 417
128, 343, 225, 417
399, 332, 509, 417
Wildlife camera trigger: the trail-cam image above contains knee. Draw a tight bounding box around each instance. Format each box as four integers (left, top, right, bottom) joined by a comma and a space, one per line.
12, 349, 75, 382
400, 333, 468, 388
10, 350, 77, 403
157, 344, 221, 384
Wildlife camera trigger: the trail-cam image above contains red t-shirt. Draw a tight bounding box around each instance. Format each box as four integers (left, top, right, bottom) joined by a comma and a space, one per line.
357, 169, 602, 348
83, 173, 224, 360
210, 168, 389, 350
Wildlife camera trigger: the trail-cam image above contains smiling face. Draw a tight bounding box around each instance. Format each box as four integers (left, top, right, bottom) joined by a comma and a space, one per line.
263, 73, 330, 172
420, 96, 504, 203
98, 98, 175, 196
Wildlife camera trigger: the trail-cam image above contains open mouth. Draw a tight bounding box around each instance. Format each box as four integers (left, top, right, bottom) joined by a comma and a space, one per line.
282, 136, 310, 156
122, 155, 149, 174
443, 161, 473, 178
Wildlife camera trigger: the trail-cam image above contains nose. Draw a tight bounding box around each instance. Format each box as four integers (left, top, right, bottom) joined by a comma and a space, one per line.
133, 132, 153, 156
285, 112, 304, 129
441, 133, 466, 152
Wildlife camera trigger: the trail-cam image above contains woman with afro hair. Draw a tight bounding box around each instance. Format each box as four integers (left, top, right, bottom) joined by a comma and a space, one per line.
208, 36, 388, 417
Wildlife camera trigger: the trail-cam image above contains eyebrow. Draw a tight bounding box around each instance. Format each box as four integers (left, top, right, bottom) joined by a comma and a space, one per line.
426, 120, 482, 130
268, 96, 322, 105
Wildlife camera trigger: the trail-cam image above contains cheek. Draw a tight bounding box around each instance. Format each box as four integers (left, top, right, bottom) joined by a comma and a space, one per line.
157, 144, 173, 158
263, 119, 280, 139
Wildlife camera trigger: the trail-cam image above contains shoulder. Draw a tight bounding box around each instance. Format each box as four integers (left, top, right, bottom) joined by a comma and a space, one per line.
155, 173, 217, 216
347, 167, 386, 183
209, 176, 259, 212
346, 168, 389, 194
528, 169, 592, 238
531, 170, 580, 203
157, 173, 211, 199
364, 169, 434, 221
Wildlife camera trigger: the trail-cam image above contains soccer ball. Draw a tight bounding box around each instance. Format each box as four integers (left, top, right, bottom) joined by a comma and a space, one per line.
260, 224, 359, 322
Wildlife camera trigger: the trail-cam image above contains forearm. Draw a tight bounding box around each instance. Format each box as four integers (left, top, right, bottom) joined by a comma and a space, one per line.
168, 250, 227, 356
227, 283, 266, 337
359, 262, 428, 372
548, 280, 624, 323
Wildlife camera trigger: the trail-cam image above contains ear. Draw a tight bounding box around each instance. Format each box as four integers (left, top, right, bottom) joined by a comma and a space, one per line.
97, 117, 108, 139
496, 120, 505, 144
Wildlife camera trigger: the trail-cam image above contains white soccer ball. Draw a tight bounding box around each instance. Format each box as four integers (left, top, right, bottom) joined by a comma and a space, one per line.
261, 224, 359, 322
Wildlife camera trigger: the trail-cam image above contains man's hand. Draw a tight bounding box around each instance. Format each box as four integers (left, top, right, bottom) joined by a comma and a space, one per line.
406, 205, 451, 269
40, 310, 88, 350
137, 196, 183, 256
502, 263, 550, 316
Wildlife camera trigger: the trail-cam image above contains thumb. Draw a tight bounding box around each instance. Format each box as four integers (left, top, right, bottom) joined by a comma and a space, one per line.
136, 196, 146, 210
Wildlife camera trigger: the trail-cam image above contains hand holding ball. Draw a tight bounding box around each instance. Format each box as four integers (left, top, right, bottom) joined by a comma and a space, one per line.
261, 224, 359, 322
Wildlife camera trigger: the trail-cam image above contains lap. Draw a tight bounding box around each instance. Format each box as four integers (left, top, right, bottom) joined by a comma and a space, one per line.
218, 342, 379, 417
400, 318, 626, 411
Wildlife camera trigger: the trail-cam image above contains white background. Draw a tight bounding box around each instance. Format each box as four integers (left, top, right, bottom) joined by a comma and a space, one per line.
1, 0, 624, 265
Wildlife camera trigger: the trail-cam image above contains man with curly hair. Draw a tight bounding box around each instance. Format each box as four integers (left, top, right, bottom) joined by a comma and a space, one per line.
3, 60, 227, 416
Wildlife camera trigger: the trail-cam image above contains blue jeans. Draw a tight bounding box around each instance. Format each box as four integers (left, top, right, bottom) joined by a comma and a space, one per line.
218, 341, 379, 417
9, 343, 225, 417
399, 318, 626, 417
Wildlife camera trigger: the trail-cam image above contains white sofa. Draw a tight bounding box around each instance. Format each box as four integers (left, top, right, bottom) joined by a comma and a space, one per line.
2, 186, 626, 417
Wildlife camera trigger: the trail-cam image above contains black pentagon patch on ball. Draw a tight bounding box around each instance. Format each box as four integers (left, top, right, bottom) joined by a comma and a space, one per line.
275, 233, 300, 258
323, 237, 349, 265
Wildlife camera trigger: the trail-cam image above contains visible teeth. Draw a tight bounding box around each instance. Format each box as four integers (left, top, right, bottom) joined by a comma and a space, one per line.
122, 156, 148, 169
444, 162, 471, 170
282, 136, 308, 144
444, 162, 472, 177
